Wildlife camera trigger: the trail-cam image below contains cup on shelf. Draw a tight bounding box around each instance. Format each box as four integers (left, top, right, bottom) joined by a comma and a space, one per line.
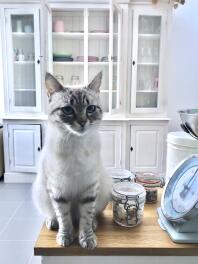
17, 48, 25, 61
53, 20, 64, 32
24, 25, 33, 33
27, 53, 35, 61
16, 20, 23, 33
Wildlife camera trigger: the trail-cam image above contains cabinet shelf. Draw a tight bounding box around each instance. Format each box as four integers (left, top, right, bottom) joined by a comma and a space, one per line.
52, 32, 84, 39
137, 90, 158, 93
88, 62, 117, 66
12, 32, 34, 37
14, 61, 35, 64
52, 32, 117, 40
88, 62, 109, 66
53, 62, 116, 66
88, 32, 109, 39
53, 61, 84, 66
137, 62, 159, 66
14, 89, 36, 91
100, 90, 117, 93
138, 34, 160, 39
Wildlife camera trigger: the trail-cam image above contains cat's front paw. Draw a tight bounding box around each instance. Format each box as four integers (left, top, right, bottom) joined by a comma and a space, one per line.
45, 218, 59, 230
56, 231, 75, 247
79, 231, 97, 249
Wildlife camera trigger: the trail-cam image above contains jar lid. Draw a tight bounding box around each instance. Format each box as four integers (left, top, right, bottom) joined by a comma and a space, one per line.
135, 172, 165, 187
113, 182, 146, 198
167, 131, 198, 148
108, 168, 135, 181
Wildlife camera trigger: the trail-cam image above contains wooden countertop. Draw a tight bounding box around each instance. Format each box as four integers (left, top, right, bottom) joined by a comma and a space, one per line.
34, 190, 198, 256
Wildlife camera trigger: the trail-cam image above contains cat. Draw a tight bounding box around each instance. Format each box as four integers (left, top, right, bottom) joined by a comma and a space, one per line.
32, 71, 112, 249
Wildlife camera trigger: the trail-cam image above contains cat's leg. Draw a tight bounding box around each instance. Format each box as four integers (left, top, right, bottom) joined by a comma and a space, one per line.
79, 190, 98, 249
92, 217, 98, 231
45, 218, 59, 230
95, 170, 112, 215
32, 175, 57, 230
49, 192, 75, 247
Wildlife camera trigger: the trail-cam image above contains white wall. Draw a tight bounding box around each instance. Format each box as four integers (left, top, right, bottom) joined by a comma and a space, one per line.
167, 0, 198, 131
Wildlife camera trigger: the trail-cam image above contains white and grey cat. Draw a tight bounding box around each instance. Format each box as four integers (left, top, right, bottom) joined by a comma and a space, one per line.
32, 72, 112, 249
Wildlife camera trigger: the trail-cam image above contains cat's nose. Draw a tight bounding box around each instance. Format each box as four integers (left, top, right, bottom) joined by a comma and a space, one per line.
78, 121, 86, 128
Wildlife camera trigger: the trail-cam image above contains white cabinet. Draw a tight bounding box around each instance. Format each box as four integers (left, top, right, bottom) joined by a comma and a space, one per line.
99, 125, 122, 168
7, 124, 41, 172
130, 7, 167, 114
48, 0, 122, 114
4, 8, 42, 113
130, 125, 165, 172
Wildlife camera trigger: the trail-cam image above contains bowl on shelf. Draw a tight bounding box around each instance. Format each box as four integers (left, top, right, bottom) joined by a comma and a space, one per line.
179, 109, 198, 140
53, 53, 73, 62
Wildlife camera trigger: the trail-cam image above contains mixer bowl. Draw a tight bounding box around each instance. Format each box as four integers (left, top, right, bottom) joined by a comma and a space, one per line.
179, 109, 198, 140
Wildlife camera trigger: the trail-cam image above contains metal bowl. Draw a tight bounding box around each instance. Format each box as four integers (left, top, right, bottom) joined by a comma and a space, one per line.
178, 109, 198, 140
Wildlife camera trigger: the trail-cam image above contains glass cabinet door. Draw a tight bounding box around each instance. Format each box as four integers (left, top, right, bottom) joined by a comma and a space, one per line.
51, 9, 84, 86
111, 3, 122, 113
49, 3, 122, 115
131, 10, 165, 112
5, 9, 41, 112
88, 8, 110, 112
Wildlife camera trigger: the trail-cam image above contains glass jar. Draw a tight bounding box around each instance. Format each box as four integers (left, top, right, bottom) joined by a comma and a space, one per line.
71, 75, 80, 85
55, 75, 64, 85
108, 168, 135, 184
112, 182, 146, 227
135, 172, 165, 204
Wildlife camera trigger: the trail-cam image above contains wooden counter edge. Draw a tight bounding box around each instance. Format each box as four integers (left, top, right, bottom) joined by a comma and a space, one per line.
34, 246, 198, 257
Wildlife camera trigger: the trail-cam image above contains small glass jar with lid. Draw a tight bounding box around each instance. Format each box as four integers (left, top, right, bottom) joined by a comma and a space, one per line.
135, 172, 165, 204
107, 168, 135, 184
112, 182, 146, 227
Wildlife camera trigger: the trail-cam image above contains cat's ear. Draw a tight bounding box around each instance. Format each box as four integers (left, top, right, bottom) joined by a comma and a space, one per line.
45, 72, 63, 97
87, 71, 102, 93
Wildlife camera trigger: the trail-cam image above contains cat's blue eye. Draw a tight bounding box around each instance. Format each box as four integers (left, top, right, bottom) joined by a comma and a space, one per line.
87, 105, 96, 114
62, 106, 74, 115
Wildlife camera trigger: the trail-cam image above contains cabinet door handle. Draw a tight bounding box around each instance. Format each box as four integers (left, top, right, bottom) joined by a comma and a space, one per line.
130, 146, 133, 152
37, 147, 41, 152
37, 59, 40, 64
132, 61, 135, 66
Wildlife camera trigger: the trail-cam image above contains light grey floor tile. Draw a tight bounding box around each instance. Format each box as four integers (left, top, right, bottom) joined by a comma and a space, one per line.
29, 255, 41, 264
0, 183, 31, 191
0, 241, 34, 264
25, 189, 33, 201
0, 188, 30, 202
14, 202, 43, 220
0, 202, 21, 218
0, 218, 9, 234
0, 217, 44, 241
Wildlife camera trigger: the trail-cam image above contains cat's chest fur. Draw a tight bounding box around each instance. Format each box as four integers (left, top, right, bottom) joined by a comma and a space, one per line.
43, 124, 101, 195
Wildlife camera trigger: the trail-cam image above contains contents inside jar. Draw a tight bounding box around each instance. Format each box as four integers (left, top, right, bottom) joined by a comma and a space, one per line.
145, 187, 158, 203
112, 182, 146, 227
135, 172, 164, 204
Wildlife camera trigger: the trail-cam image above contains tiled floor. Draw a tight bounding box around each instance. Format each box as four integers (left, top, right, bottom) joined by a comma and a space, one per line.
0, 181, 44, 264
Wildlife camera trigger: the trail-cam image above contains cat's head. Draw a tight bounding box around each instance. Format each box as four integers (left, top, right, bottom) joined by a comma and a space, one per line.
45, 72, 103, 136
